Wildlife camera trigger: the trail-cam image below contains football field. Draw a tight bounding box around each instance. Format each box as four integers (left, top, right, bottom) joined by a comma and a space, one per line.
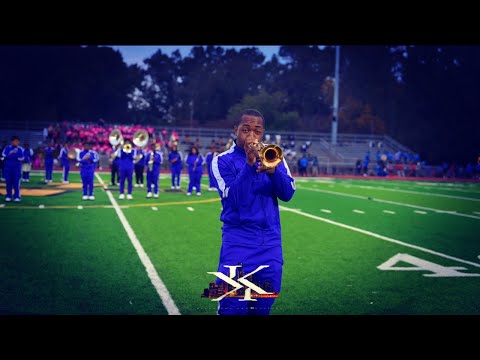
1, 170, 479, 315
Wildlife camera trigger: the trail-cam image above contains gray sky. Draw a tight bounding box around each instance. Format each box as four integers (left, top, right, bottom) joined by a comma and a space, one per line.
109, 46, 281, 66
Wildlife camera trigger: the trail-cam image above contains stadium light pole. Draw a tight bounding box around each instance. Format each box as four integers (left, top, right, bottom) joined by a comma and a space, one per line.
331, 45, 340, 146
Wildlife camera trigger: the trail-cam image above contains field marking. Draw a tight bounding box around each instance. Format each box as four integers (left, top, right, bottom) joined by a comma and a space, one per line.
414, 210, 427, 215
95, 173, 181, 315
383, 210, 396, 214
187, 207, 194, 211
279, 205, 480, 269
347, 183, 480, 202
0, 204, 4, 208
353, 209, 365, 214
474, 211, 480, 215
39, 204, 44, 209
0, 198, 220, 211
151, 207, 158, 211
77, 205, 83, 210
296, 186, 480, 220
320, 209, 332, 213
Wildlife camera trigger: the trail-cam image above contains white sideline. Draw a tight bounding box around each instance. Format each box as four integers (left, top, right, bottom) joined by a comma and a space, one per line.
296, 186, 480, 220
279, 205, 480, 269
95, 173, 180, 315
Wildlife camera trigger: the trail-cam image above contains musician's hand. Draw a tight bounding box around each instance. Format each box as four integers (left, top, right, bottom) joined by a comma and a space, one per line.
83, 153, 90, 160
245, 142, 259, 166
8, 149, 17, 156
257, 163, 276, 174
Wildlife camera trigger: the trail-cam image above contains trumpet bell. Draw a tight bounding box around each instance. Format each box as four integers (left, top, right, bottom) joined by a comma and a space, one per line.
123, 143, 133, 154
259, 144, 283, 168
109, 129, 123, 146
133, 130, 149, 148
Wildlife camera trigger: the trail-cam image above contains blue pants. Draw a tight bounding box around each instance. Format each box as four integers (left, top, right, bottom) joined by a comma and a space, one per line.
80, 169, 95, 196
147, 169, 160, 194
187, 171, 202, 193
4, 165, 21, 199
171, 167, 181, 187
45, 161, 53, 181
208, 168, 215, 188
216, 242, 283, 315
62, 161, 70, 182
119, 168, 133, 194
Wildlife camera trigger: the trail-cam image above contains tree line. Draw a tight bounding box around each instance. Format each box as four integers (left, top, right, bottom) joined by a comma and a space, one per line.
0, 45, 478, 163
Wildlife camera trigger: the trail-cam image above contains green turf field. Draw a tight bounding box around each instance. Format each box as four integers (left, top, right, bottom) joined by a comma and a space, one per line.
1, 170, 479, 314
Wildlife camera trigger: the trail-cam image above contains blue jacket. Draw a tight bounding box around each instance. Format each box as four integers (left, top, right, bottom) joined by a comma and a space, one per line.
23, 148, 34, 164
45, 147, 55, 164
77, 149, 99, 172
135, 149, 146, 167
145, 150, 163, 172
2, 145, 24, 168
186, 153, 204, 173
58, 147, 70, 165
115, 148, 137, 171
205, 151, 218, 166
210, 142, 295, 246
168, 151, 183, 169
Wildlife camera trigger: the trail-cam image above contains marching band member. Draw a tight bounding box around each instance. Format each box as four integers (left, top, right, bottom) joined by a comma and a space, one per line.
109, 145, 120, 186
115, 140, 136, 200
205, 146, 218, 191
134, 146, 146, 188
21, 143, 34, 182
44, 142, 55, 183
168, 144, 183, 190
2, 135, 24, 202
146, 143, 163, 198
58, 143, 71, 184
185, 146, 203, 196
77, 141, 99, 200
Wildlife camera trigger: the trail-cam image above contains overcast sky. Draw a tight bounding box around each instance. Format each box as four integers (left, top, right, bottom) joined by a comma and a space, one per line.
109, 46, 281, 66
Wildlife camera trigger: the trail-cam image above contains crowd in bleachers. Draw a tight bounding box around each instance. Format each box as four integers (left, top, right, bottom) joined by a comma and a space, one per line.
2, 123, 479, 180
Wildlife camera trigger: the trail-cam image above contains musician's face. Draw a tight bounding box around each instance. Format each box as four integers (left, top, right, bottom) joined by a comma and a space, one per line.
12, 139, 20, 147
235, 115, 264, 149
192, 148, 197, 154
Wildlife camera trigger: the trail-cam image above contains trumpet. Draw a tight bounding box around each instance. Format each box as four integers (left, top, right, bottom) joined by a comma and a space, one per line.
249, 142, 284, 169
123, 143, 133, 154
148, 151, 155, 172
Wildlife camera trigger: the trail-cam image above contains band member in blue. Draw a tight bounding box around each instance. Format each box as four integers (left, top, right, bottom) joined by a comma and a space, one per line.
168, 144, 183, 190
146, 143, 163, 198
21, 143, 34, 182
210, 109, 295, 315
44, 142, 55, 183
186, 146, 203, 196
2, 135, 24, 202
115, 140, 136, 200
134, 147, 146, 188
110, 145, 120, 186
58, 143, 71, 184
77, 142, 99, 200
205, 146, 218, 191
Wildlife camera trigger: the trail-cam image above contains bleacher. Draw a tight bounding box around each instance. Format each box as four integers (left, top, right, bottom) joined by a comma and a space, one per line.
1, 123, 418, 175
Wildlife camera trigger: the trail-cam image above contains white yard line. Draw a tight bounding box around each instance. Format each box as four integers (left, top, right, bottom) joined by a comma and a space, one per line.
279, 206, 480, 269
383, 210, 395, 214
414, 210, 427, 215
353, 209, 365, 214
296, 186, 480, 220
95, 173, 180, 315
320, 209, 332, 213
349, 184, 480, 202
